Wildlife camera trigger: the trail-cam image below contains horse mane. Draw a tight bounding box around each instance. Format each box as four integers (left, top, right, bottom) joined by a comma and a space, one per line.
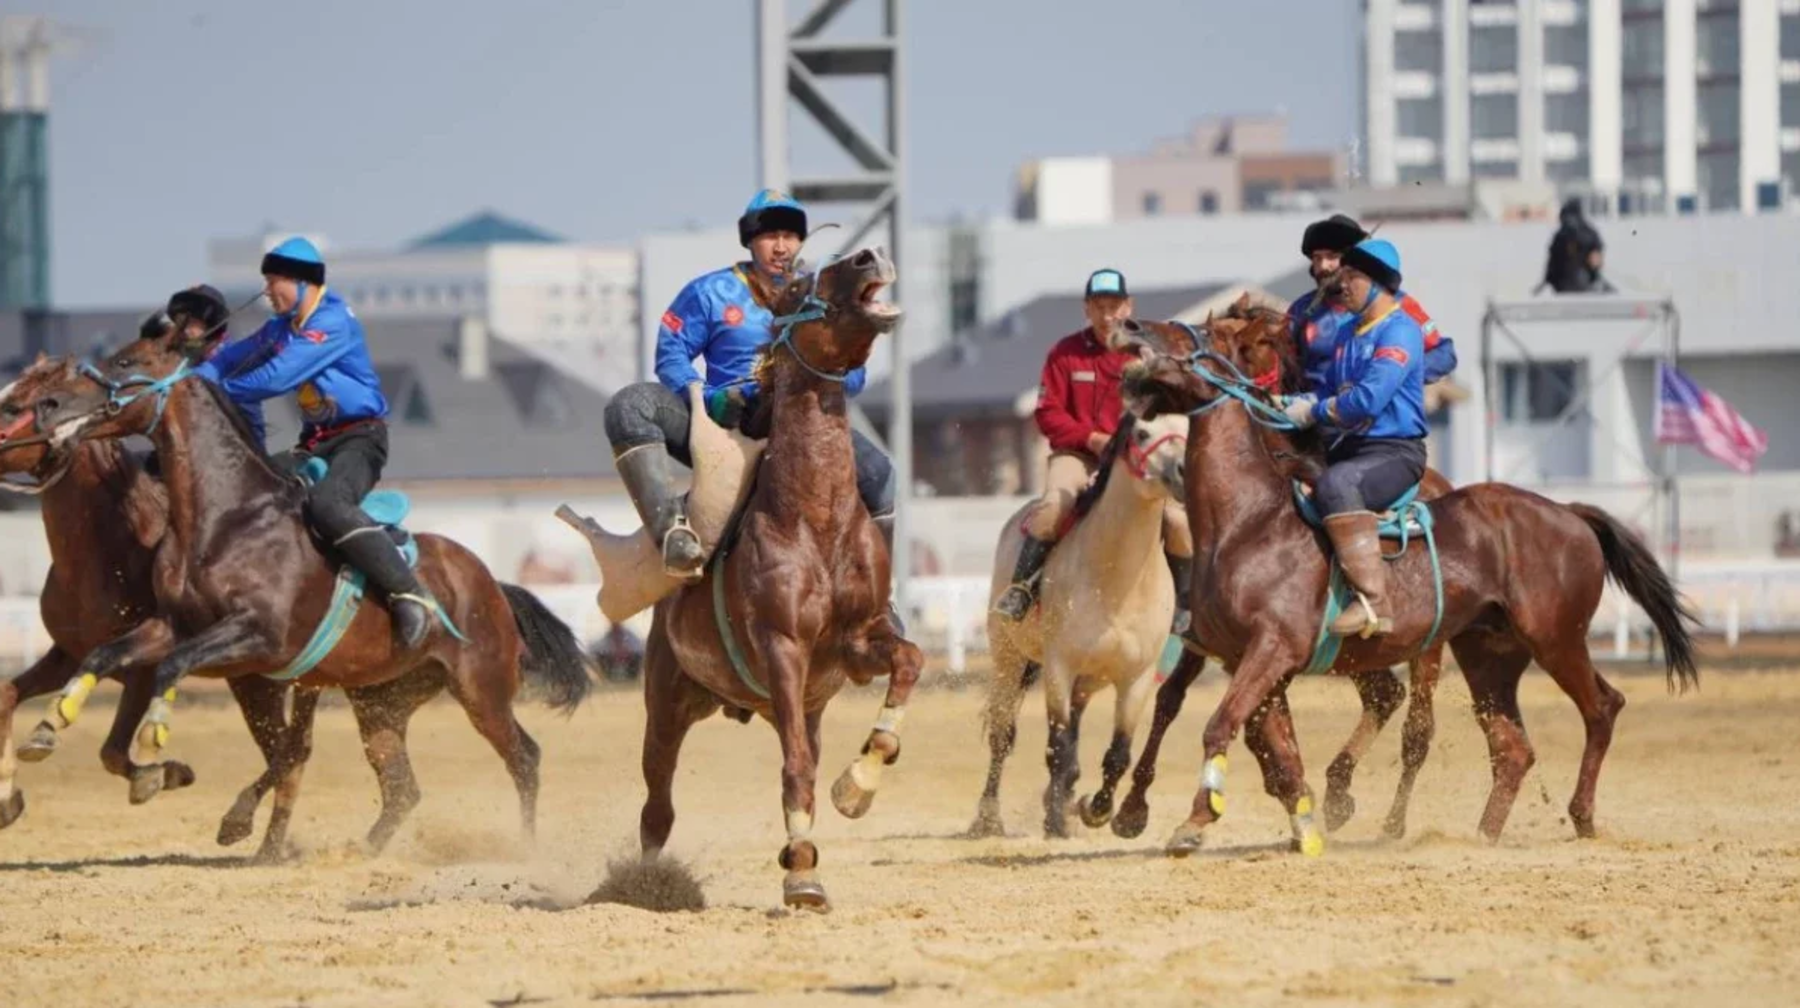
190, 376, 272, 463
1067, 413, 1135, 526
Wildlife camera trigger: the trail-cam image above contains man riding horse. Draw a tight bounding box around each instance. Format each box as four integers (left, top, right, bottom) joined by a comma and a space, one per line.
1279, 237, 1429, 638
1289, 214, 1457, 391
194, 237, 436, 649
601, 189, 903, 630
992, 268, 1192, 626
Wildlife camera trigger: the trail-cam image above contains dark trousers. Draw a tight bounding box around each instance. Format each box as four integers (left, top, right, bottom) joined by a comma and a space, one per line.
296, 422, 390, 543
603, 380, 897, 517
1316, 437, 1428, 516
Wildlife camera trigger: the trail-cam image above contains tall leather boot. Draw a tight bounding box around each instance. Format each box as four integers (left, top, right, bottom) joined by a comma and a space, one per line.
993, 534, 1054, 621
872, 513, 907, 636
1324, 511, 1392, 637
336, 524, 432, 650
615, 442, 704, 579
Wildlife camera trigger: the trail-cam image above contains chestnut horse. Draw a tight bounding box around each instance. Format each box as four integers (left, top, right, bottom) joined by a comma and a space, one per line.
623, 248, 919, 911
25, 338, 593, 851
1124, 309, 1697, 854
1113, 308, 1453, 843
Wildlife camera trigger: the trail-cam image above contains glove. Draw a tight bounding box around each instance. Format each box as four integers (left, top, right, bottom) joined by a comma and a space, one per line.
1281, 394, 1319, 429
705, 386, 748, 429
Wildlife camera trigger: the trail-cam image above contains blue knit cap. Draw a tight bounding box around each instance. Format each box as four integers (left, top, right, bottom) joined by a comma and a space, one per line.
261, 236, 326, 285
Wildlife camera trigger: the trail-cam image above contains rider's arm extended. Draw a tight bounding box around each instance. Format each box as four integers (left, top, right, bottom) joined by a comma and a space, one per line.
653, 282, 713, 394
210, 313, 359, 404
1315, 317, 1425, 428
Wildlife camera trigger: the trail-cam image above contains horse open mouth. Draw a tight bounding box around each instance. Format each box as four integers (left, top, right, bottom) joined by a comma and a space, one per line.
856, 280, 901, 321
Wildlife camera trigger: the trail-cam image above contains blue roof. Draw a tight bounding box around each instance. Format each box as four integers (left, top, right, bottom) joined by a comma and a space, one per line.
407, 211, 564, 249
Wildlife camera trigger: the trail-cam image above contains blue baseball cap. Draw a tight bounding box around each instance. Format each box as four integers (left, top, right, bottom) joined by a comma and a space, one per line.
1085, 268, 1129, 299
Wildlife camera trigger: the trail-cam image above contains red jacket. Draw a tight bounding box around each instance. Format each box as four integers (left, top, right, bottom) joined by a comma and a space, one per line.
1033, 328, 1134, 455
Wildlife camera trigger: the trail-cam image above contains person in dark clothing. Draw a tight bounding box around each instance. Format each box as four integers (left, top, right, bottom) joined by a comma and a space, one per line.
1540, 198, 1613, 294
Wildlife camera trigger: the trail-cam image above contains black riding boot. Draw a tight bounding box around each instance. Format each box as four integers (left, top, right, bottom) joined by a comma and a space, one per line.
615, 442, 704, 579
336, 524, 432, 650
993, 534, 1054, 621
1165, 551, 1193, 635
873, 513, 907, 637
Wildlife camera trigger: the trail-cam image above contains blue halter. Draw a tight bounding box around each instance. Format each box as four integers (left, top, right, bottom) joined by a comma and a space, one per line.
77, 358, 196, 436
1182, 346, 1304, 431
767, 265, 854, 384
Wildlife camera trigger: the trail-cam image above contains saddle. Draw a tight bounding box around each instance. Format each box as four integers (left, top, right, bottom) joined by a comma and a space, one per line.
1291, 480, 1431, 542
559, 386, 767, 623
297, 456, 421, 569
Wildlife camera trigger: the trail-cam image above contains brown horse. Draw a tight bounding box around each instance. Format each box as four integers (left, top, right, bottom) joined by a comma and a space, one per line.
1112, 309, 1453, 843
25, 339, 594, 851
1122, 309, 1697, 854
625, 248, 919, 911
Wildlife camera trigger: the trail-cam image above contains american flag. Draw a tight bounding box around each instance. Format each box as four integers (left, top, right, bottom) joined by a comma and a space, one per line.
1654, 362, 1768, 474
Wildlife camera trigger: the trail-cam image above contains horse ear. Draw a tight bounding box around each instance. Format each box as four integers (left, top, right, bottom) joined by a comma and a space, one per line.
1233, 291, 1252, 314
33, 350, 47, 365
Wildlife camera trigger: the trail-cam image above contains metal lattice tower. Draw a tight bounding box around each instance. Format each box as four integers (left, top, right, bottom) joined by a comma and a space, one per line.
757, 0, 913, 610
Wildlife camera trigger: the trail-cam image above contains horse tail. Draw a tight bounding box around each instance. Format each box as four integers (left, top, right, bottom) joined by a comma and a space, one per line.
1565, 503, 1700, 692
500, 583, 595, 712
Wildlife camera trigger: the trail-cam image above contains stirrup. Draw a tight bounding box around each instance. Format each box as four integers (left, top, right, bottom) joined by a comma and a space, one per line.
660, 519, 704, 580
1334, 592, 1392, 639
992, 583, 1035, 619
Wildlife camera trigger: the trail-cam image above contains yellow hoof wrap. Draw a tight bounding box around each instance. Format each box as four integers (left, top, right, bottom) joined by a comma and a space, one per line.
135, 697, 174, 761
52, 673, 98, 729
1291, 796, 1325, 857
1202, 755, 1227, 816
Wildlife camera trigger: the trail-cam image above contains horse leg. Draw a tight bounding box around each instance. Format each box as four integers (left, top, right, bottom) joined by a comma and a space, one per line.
0, 646, 81, 827
1245, 689, 1324, 857
968, 650, 1034, 839
133, 616, 279, 805
253, 688, 319, 863
445, 648, 542, 841
638, 632, 717, 862
761, 632, 830, 911
1382, 646, 1444, 839
828, 627, 924, 822
217, 676, 297, 847
1115, 647, 1206, 839
101, 666, 196, 796
1167, 638, 1303, 857
346, 671, 444, 853
1528, 635, 1626, 839
1323, 668, 1405, 832
1039, 662, 1082, 839
20, 620, 174, 764
1454, 634, 1535, 842
1080, 668, 1157, 830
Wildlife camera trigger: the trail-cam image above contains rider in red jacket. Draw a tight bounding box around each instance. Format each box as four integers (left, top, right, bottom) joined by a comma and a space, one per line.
994, 269, 1193, 627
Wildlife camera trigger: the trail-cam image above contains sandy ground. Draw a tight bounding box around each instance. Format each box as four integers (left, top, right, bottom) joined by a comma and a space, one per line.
2, 661, 1798, 1008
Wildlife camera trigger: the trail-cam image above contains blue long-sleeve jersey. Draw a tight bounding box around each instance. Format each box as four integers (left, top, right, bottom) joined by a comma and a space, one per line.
1288, 289, 1456, 389
1309, 302, 1429, 440
194, 287, 388, 446
654, 265, 868, 405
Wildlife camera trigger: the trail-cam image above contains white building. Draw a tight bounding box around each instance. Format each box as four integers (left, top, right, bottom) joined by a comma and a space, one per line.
1362, 0, 1800, 215
207, 212, 640, 393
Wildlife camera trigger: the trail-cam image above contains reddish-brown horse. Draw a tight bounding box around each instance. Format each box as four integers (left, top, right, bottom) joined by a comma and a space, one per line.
630, 248, 920, 911
25, 336, 593, 852
1123, 309, 1697, 854
1112, 309, 1453, 843
0, 359, 318, 852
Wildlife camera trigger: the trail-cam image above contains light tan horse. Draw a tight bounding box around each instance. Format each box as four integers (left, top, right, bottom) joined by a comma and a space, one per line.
971, 411, 1189, 838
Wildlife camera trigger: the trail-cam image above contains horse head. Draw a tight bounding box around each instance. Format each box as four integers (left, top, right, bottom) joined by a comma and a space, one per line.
0, 353, 87, 492
1119, 308, 1288, 421
1115, 411, 1190, 501
757, 246, 901, 382
31, 326, 201, 449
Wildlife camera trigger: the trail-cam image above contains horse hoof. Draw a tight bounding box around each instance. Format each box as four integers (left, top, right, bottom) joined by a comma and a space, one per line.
16, 725, 57, 763
1322, 790, 1356, 833
1381, 815, 1408, 841
1111, 801, 1149, 839
1042, 818, 1070, 840
1290, 832, 1326, 858
1077, 795, 1113, 829
830, 764, 877, 820
128, 764, 165, 806
1165, 821, 1206, 858
965, 808, 1006, 839
782, 871, 831, 913
162, 762, 198, 792
0, 790, 23, 829
251, 841, 300, 866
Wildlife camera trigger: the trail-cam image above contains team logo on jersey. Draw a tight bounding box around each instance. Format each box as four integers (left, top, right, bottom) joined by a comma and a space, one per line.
723, 304, 745, 327
1304, 322, 1318, 344
1374, 346, 1411, 366
661, 310, 684, 334
299, 329, 328, 344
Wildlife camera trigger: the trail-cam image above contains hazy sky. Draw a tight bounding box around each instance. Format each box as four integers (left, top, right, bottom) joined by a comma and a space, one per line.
37, 0, 1358, 307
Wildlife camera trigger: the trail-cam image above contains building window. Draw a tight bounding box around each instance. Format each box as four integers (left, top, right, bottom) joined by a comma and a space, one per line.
1499, 360, 1583, 423
1142, 191, 1162, 215
1473, 93, 1519, 139
1471, 24, 1518, 74
1394, 29, 1442, 74
1199, 190, 1219, 215
1242, 182, 1280, 210
1397, 96, 1443, 139
1785, 14, 1800, 61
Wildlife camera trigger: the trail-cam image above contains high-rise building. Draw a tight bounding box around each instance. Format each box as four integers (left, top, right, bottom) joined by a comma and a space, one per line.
0, 16, 52, 310
1362, 0, 1800, 215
